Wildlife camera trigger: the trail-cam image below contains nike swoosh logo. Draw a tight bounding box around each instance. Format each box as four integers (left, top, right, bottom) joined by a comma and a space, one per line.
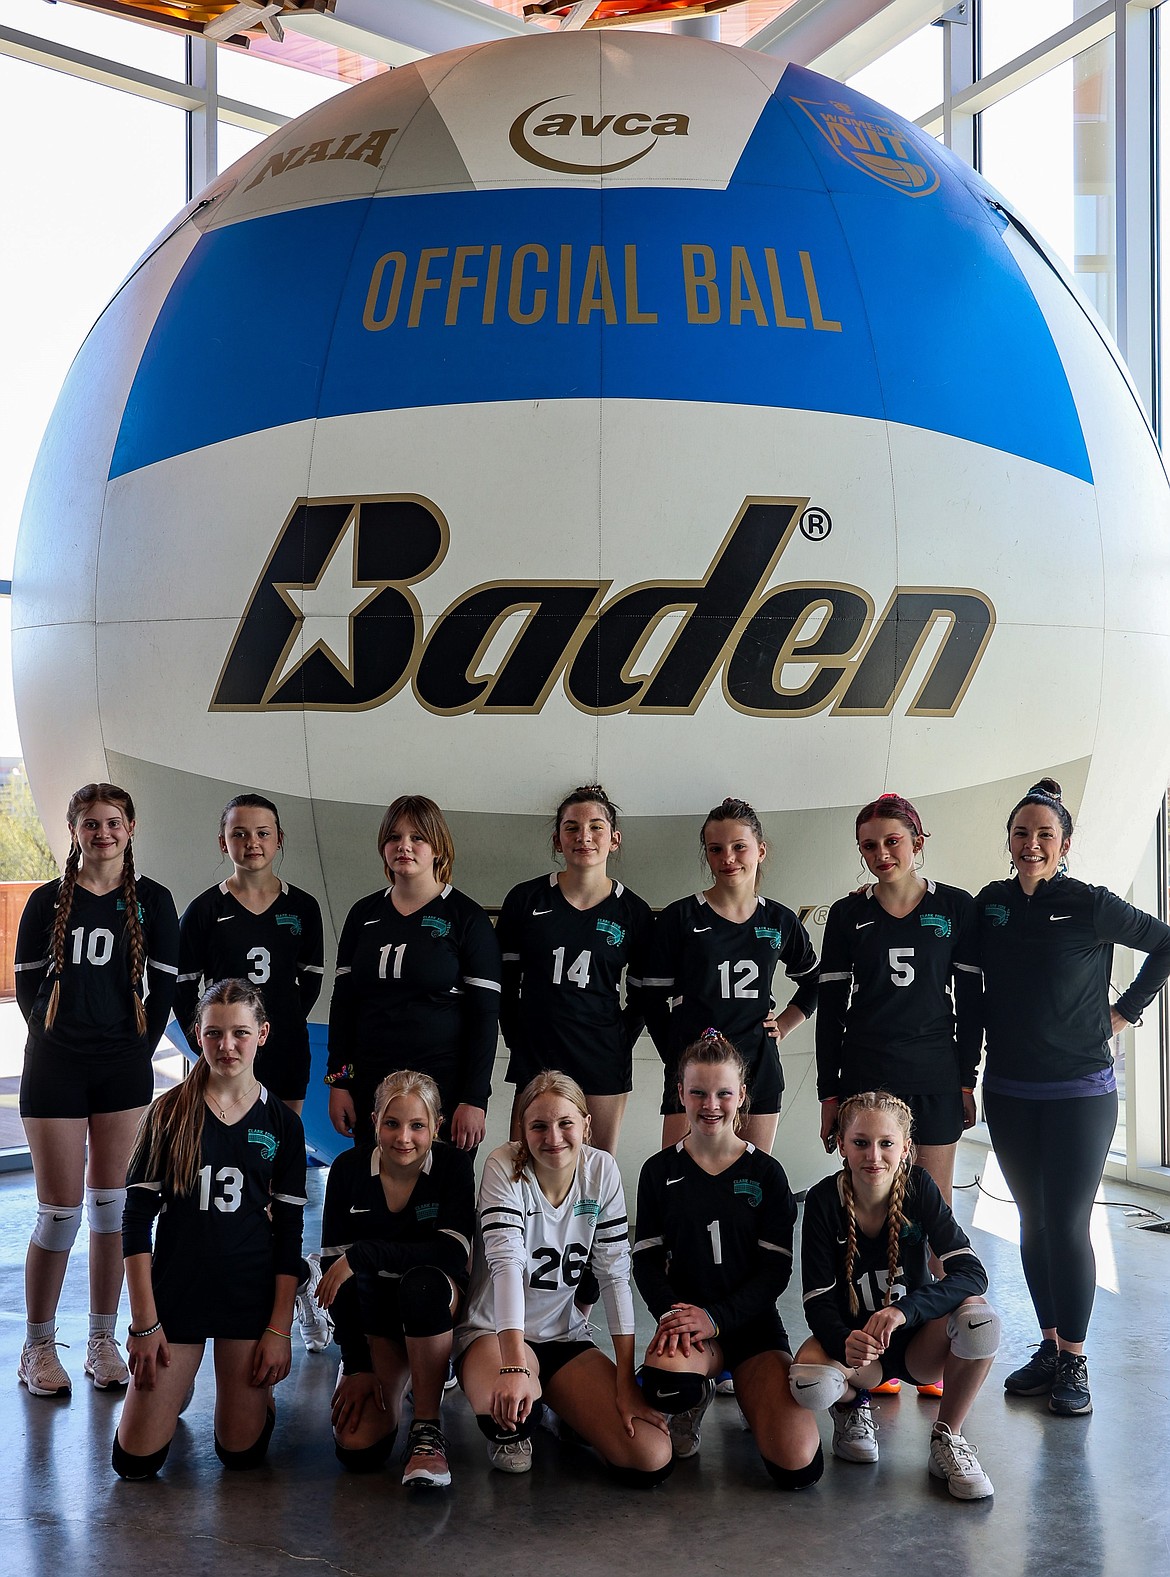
969, 1319, 992, 1329
97, 1197, 117, 1207
658, 1389, 680, 1399
836, 1237, 848, 1245
794, 1381, 818, 1390
364, 918, 381, 925
217, 915, 234, 922
1049, 915, 1071, 922
349, 1206, 371, 1214
527, 1209, 540, 1216
855, 921, 875, 930
693, 926, 711, 933
533, 908, 553, 916
53, 1213, 74, 1221
666, 1177, 684, 1186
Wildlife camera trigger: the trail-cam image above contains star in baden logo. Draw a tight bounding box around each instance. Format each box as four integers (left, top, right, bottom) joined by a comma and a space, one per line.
792, 97, 939, 196
270, 506, 381, 694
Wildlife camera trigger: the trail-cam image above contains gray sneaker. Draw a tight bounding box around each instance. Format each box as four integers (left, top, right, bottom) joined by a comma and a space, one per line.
295, 1254, 333, 1353
489, 1436, 533, 1474
668, 1377, 717, 1459
831, 1393, 878, 1463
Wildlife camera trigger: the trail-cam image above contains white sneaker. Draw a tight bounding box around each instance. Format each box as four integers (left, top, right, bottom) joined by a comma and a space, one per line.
928, 1422, 994, 1500
295, 1254, 333, 1353
18, 1337, 72, 1398
488, 1437, 533, 1474
84, 1333, 129, 1390
715, 1369, 735, 1396
668, 1378, 716, 1459
830, 1395, 878, 1463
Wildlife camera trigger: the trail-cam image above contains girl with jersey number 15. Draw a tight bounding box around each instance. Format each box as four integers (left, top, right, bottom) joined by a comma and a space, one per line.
645, 796, 818, 1153
15, 783, 179, 1401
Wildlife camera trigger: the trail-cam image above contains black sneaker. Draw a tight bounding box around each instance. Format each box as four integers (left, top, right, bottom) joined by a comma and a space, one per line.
1003, 1339, 1058, 1396
1049, 1352, 1092, 1416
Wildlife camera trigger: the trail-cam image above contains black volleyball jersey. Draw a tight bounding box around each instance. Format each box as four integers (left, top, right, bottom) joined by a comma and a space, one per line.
977, 875, 1170, 1082
321, 1141, 475, 1373
328, 885, 501, 1109
123, 1088, 306, 1301
800, 1166, 988, 1364
644, 893, 818, 1072
816, 881, 981, 1099
497, 874, 653, 1068
15, 875, 179, 1056
176, 881, 324, 1053
633, 1141, 796, 1333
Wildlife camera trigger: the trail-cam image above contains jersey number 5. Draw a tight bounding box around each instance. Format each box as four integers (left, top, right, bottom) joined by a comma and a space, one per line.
888, 948, 915, 988
530, 1242, 589, 1290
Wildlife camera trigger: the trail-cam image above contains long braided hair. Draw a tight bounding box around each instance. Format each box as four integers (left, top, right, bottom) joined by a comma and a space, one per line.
45, 783, 147, 1036
511, 1070, 590, 1182
129, 979, 268, 1196
836, 1090, 915, 1318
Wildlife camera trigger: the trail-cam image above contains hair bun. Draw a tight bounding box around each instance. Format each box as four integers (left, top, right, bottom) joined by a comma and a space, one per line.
1029, 777, 1063, 800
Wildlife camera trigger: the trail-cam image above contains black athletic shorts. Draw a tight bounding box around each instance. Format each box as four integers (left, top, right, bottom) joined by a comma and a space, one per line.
875, 1324, 934, 1387
661, 1040, 783, 1117
507, 1043, 633, 1098
719, 1311, 792, 1372
19, 1041, 153, 1119
154, 1270, 272, 1344
530, 1338, 596, 1384
256, 1044, 311, 1104
358, 1272, 459, 1344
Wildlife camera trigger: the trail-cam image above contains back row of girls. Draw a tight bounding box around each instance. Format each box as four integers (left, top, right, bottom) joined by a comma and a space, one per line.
16, 775, 1170, 1428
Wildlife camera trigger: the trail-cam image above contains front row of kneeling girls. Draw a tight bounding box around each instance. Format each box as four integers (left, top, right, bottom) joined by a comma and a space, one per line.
112, 993, 996, 1500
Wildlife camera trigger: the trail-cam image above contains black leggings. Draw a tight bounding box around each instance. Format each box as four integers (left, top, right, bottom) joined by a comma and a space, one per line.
984, 1088, 1117, 1344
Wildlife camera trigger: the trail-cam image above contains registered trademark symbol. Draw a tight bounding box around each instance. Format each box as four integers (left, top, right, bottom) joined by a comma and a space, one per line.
800, 507, 832, 541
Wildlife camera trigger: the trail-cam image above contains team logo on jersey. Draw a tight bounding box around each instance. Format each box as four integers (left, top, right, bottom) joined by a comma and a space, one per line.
421, 916, 452, 938
984, 904, 1010, 928
276, 912, 303, 936
210, 495, 995, 720
919, 913, 951, 938
248, 1129, 278, 1159
573, 1198, 600, 1218
754, 927, 783, 951
415, 1202, 440, 1223
116, 899, 145, 922
734, 1179, 763, 1207
596, 919, 625, 947
792, 97, 940, 197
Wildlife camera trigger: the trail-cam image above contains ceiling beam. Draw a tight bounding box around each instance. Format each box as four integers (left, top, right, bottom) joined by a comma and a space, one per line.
287, 0, 536, 67
749, 0, 948, 78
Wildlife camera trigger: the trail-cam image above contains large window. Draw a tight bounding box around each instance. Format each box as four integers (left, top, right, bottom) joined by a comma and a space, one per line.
848, 23, 944, 123
979, 0, 1077, 77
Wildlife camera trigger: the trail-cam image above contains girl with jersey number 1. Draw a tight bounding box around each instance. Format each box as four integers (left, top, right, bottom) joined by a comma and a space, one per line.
645, 796, 818, 1152
455, 1072, 672, 1486
327, 795, 501, 1153
176, 794, 329, 1354
15, 783, 179, 1400
633, 1032, 822, 1486
112, 979, 307, 1479
498, 783, 653, 1156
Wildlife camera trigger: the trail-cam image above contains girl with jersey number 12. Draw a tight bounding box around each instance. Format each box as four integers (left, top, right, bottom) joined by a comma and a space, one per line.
15, 783, 179, 1401
646, 796, 818, 1153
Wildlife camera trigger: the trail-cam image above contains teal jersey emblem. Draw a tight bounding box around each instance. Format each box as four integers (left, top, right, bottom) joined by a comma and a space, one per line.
919, 912, 951, 938
415, 1202, 440, 1223
276, 912, 303, 936
116, 899, 145, 922
754, 926, 782, 951
596, 918, 625, 948
984, 904, 1010, 928
573, 1198, 600, 1218
422, 915, 451, 939
248, 1129, 278, 1160
734, 1179, 763, 1207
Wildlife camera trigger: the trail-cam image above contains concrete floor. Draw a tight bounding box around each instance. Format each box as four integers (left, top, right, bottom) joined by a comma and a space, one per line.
3, 1045, 1170, 1577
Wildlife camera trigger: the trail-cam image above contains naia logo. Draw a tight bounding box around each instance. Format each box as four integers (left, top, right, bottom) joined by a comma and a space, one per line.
509, 97, 689, 175
792, 97, 939, 196
210, 495, 994, 721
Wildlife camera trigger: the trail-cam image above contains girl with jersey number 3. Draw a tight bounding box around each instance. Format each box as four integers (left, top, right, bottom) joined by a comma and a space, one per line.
790, 1091, 998, 1501
646, 797, 818, 1152
455, 1072, 672, 1486
15, 783, 179, 1400
112, 980, 307, 1479
633, 1032, 822, 1486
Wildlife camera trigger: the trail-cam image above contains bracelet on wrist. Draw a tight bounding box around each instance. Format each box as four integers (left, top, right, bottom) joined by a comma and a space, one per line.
265, 1326, 292, 1340
128, 1321, 161, 1339
499, 1366, 530, 1377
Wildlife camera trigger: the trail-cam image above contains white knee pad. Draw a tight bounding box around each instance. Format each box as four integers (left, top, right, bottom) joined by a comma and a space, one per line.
86, 1186, 127, 1235
947, 1303, 1001, 1360
789, 1364, 850, 1412
32, 1201, 83, 1252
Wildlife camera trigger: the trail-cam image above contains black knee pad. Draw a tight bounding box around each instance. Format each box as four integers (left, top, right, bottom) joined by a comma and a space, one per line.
605, 1457, 675, 1489
112, 1433, 171, 1481
398, 1265, 454, 1339
639, 1367, 709, 1415
215, 1406, 276, 1470
334, 1432, 397, 1473
763, 1444, 824, 1492
475, 1404, 542, 1445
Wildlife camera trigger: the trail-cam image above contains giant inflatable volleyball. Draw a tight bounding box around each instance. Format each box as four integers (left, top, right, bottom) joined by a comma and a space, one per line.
14, 32, 1170, 1164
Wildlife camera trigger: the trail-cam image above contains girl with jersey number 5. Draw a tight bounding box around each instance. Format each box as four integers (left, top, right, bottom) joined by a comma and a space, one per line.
112, 979, 307, 1479
327, 795, 501, 1152
632, 1032, 823, 1486
645, 797, 818, 1152
498, 784, 653, 1156
789, 1091, 998, 1501
15, 783, 179, 1402
455, 1072, 672, 1486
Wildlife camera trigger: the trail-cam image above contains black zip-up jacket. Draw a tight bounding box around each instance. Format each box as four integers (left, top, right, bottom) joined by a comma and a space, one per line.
976, 875, 1170, 1082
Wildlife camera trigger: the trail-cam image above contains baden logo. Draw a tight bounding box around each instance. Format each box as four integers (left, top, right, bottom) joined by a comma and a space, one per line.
509, 97, 688, 175
792, 98, 939, 196
210, 495, 994, 719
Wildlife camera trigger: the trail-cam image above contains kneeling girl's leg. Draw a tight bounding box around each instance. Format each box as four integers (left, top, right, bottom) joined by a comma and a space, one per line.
903, 1298, 999, 1435
459, 1333, 543, 1441
734, 1349, 822, 1486
211, 1338, 279, 1467
113, 1342, 204, 1476
545, 1347, 673, 1484
331, 1363, 397, 1471
399, 1264, 459, 1419
788, 1336, 880, 1409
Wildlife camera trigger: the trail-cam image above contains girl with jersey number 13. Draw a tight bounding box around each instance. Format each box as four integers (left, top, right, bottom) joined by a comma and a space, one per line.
645, 796, 818, 1152
15, 783, 179, 1401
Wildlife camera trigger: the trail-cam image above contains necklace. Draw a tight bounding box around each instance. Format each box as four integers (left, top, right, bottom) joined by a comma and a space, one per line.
209, 1082, 257, 1121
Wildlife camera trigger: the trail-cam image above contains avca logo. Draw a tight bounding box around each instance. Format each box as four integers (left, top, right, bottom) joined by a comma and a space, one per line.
508, 97, 689, 175
792, 97, 939, 196
210, 495, 994, 719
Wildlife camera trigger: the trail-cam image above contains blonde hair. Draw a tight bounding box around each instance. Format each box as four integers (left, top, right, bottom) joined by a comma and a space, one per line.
837, 1090, 915, 1317
129, 979, 268, 1197
377, 795, 455, 886
512, 1070, 589, 1181
372, 1068, 443, 1135
46, 784, 147, 1035
677, 1030, 751, 1134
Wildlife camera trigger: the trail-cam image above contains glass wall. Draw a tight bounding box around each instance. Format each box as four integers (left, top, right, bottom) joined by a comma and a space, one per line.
847, 23, 944, 122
